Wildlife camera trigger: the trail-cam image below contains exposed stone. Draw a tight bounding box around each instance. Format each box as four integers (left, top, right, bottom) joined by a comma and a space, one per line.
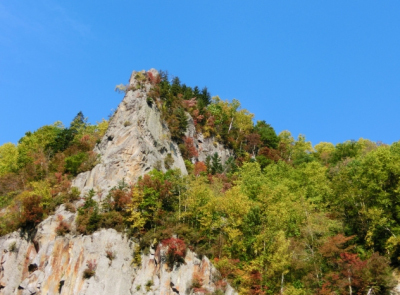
72, 69, 232, 199
0, 207, 235, 294
72, 69, 187, 199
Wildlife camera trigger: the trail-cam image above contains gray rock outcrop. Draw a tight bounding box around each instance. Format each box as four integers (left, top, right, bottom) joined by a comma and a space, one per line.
72, 69, 232, 198
72, 69, 188, 198
0, 206, 235, 295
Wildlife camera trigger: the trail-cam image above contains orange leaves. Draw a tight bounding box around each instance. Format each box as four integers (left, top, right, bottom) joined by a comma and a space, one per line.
147, 71, 161, 85
109, 188, 132, 212
194, 162, 207, 176
162, 237, 187, 268
20, 195, 43, 227
181, 137, 198, 159
319, 234, 355, 259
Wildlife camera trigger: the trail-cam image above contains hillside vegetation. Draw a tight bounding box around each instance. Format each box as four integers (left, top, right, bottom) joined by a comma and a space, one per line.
0, 71, 399, 294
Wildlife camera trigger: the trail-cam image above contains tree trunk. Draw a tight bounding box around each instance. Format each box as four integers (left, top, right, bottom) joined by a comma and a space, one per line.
348, 274, 352, 295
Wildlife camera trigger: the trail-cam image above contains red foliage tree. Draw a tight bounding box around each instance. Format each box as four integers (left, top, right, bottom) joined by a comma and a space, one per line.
182, 137, 198, 159
182, 97, 197, 110
110, 188, 132, 211
138, 174, 172, 201
147, 71, 161, 85
257, 146, 281, 162
191, 109, 204, 127
245, 133, 261, 155
194, 162, 207, 176
162, 237, 187, 269
21, 195, 44, 227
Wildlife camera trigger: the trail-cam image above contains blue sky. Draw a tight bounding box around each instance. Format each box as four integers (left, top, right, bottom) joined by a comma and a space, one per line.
1, 1, 399, 146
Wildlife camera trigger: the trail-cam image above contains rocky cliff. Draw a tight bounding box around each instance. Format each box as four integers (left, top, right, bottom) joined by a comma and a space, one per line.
72, 69, 188, 199
0, 69, 236, 295
72, 69, 232, 199
0, 205, 236, 295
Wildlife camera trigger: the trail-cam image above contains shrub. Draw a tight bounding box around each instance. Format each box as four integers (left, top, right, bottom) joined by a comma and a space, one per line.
194, 162, 207, 176
106, 250, 115, 261
20, 194, 44, 228
110, 188, 131, 211
164, 153, 174, 170
184, 159, 193, 174
99, 211, 124, 232
0, 192, 17, 209
181, 137, 198, 159
76, 207, 100, 235
191, 273, 203, 288
132, 244, 142, 267
145, 280, 153, 292
83, 259, 97, 279
64, 152, 87, 176
8, 241, 17, 253
55, 218, 71, 236
64, 202, 76, 213
77, 151, 99, 173
162, 237, 187, 269
147, 71, 160, 85
124, 121, 131, 127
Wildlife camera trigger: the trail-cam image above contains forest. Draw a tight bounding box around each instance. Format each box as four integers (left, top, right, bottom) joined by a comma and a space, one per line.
0, 70, 399, 294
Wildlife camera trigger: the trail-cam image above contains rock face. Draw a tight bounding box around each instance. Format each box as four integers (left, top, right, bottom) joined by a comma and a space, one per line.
0, 207, 235, 295
73, 69, 188, 198
72, 69, 233, 199
0, 69, 236, 295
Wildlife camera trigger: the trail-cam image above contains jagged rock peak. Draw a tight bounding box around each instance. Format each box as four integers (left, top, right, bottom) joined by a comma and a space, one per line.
72, 69, 187, 198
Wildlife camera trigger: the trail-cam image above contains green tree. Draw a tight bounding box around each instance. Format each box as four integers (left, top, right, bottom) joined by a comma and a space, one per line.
254, 120, 279, 149
0, 143, 18, 176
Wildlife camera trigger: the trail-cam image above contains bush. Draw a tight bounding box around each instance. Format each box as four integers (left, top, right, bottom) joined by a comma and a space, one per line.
64, 202, 76, 213
77, 151, 99, 173
132, 244, 142, 267
8, 241, 17, 253
99, 211, 124, 232
145, 280, 153, 292
194, 162, 207, 176
109, 188, 131, 211
83, 259, 97, 279
191, 273, 203, 288
76, 207, 100, 235
20, 194, 44, 228
164, 153, 174, 170
162, 237, 187, 269
55, 218, 71, 236
65, 152, 87, 176
106, 250, 115, 261
181, 137, 198, 159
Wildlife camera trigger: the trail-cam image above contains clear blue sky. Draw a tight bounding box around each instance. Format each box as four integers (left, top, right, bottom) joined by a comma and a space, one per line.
1, 1, 399, 146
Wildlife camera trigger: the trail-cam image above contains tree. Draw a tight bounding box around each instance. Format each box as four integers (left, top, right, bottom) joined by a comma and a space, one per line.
329, 140, 361, 165
328, 145, 400, 262
20, 194, 44, 228
208, 153, 223, 175
0, 143, 18, 176
254, 120, 279, 149
314, 142, 335, 165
